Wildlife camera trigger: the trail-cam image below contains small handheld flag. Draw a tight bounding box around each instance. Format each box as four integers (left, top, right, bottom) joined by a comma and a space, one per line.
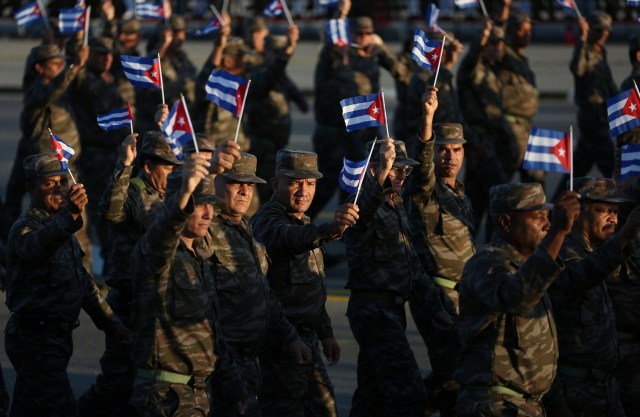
319, 0, 339, 6
49, 129, 77, 184
97, 106, 134, 131
411, 29, 444, 73
325, 19, 350, 46
121, 55, 162, 89
353, 137, 378, 205
425, 3, 444, 33
607, 88, 640, 139
627, 0, 640, 7
58, 7, 87, 33
453, 0, 479, 8
14, 1, 44, 27
135, 1, 165, 19
264, 0, 285, 16
555, 0, 581, 17
194, 14, 222, 36
339, 158, 367, 194
161, 97, 196, 159
620, 144, 640, 180
522, 128, 571, 173
206, 70, 249, 117
340, 93, 386, 132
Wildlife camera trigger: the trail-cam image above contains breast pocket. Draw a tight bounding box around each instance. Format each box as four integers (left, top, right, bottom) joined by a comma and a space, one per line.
172, 269, 208, 320
373, 227, 397, 263
289, 248, 324, 284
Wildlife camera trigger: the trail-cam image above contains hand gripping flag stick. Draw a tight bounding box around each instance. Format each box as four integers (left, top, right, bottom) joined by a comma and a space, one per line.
353, 137, 377, 206
432, 34, 446, 87
48, 128, 77, 184
234, 79, 251, 143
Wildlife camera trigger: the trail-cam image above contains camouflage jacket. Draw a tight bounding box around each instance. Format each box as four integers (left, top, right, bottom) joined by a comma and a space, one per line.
393, 50, 423, 142
250, 195, 335, 340
131, 194, 248, 400
494, 46, 538, 119
99, 166, 164, 289
6, 207, 120, 332
549, 232, 624, 373
206, 213, 299, 353
609, 236, 640, 335
407, 137, 475, 311
570, 40, 618, 122
456, 236, 561, 411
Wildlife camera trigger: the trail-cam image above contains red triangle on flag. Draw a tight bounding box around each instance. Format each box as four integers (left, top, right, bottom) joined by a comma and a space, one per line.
144, 59, 161, 87
424, 44, 443, 67
365, 94, 386, 124
235, 82, 249, 117
173, 101, 192, 134
550, 133, 571, 172
621, 88, 640, 118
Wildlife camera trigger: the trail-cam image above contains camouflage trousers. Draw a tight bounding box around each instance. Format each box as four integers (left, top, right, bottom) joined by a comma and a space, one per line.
4, 315, 78, 417
77, 288, 137, 417
258, 331, 337, 417
555, 370, 625, 417
615, 340, 640, 417
347, 298, 427, 417
210, 352, 261, 417
456, 388, 545, 417
130, 375, 210, 417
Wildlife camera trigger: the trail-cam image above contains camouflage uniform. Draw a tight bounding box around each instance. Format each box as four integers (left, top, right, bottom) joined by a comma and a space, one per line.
250, 150, 339, 417
548, 178, 627, 417
4, 153, 124, 417
78, 133, 181, 417
130, 174, 247, 416
406, 125, 475, 415
456, 183, 559, 417
344, 140, 449, 417
104, 18, 141, 107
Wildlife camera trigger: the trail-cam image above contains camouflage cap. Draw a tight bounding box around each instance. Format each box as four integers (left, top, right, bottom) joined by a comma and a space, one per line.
166, 171, 223, 205
571, 177, 628, 203
89, 36, 115, 54
490, 183, 553, 215
119, 18, 140, 34
365, 139, 419, 167
221, 152, 267, 184
276, 148, 323, 179
434, 123, 467, 145
265, 35, 288, 52
251, 16, 268, 32
33, 44, 64, 63
354, 16, 374, 33
169, 15, 187, 31
223, 37, 248, 57
183, 133, 216, 154
23, 153, 70, 180
588, 11, 612, 31
140, 131, 183, 165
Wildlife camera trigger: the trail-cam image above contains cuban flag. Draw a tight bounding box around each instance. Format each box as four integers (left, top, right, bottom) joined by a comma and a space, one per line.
340, 93, 386, 132
425, 3, 444, 33
607, 88, 640, 139
14, 2, 44, 27
162, 99, 193, 159
555, 0, 578, 14
454, 0, 479, 9
628, 0, 640, 6
522, 128, 570, 173
97, 104, 133, 131
264, 0, 285, 16
121, 55, 162, 89
411, 29, 444, 72
135, 1, 165, 19
49, 133, 75, 171
339, 158, 367, 194
319, 0, 339, 6
621, 144, 640, 180
75, 0, 85, 8
59, 8, 87, 34
325, 19, 350, 46
206, 70, 249, 117
194, 15, 222, 36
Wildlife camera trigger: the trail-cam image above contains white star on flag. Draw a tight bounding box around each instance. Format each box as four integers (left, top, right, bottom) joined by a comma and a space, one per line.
558, 147, 566, 157
372, 106, 379, 114
630, 103, 637, 112
178, 117, 185, 126
431, 53, 438, 60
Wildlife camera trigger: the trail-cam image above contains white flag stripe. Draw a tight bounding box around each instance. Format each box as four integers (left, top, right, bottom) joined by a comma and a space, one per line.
609, 99, 626, 113
340, 175, 360, 187
205, 85, 236, 104
97, 110, 129, 122
341, 102, 371, 114
621, 164, 640, 175
529, 135, 562, 147
344, 166, 365, 175
622, 151, 640, 161
98, 120, 130, 129
610, 114, 637, 129
343, 114, 375, 125
209, 77, 242, 90
523, 152, 561, 163
121, 61, 151, 71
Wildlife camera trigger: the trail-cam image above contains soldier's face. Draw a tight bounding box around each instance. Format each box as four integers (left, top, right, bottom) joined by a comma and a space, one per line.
146, 162, 178, 195
387, 166, 412, 193
252, 29, 269, 53
485, 39, 505, 62
118, 32, 139, 51
183, 203, 214, 238
215, 177, 254, 220
275, 175, 316, 216
89, 51, 113, 74
435, 144, 464, 180
29, 175, 70, 214
580, 202, 618, 246
503, 210, 550, 256
36, 57, 65, 84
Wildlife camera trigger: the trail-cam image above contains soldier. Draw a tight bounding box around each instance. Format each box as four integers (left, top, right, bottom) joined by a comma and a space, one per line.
130, 149, 249, 416
246, 16, 269, 66
406, 89, 475, 416
547, 177, 640, 417
78, 131, 182, 417
456, 183, 581, 416
208, 152, 311, 416
250, 149, 358, 417
4, 153, 130, 417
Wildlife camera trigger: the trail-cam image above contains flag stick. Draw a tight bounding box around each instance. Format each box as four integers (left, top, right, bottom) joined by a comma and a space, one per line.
222, 0, 229, 14
280, 0, 294, 26
381, 90, 390, 138
353, 137, 377, 206
209, 4, 223, 22
157, 53, 165, 104
37, 0, 50, 29
234, 79, 251, 143
180, 94, 199, 154
48, 128, 77, 184
573, 2, 582, 19
569, 125, 574, 191
83, 5, 90, 46
127, 102, 134, 134
432, 34, 446, 87
478, 0, 488, 17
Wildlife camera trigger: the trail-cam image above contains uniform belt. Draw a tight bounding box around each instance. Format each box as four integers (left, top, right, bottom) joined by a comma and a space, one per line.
432, 276, 459, 291
557, 364, 611, 383
136, 368, 194, 385
350, 290, 405, 306
491, 385, 543, 401
11, 314, 79, 333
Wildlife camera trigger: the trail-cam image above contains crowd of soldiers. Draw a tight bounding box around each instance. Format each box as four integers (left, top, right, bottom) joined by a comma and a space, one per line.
2, 0, 640, 416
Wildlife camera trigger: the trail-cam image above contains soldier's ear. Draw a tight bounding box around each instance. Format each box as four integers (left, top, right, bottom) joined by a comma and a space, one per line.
497, 213, 511, 232
34, 62, 44, 75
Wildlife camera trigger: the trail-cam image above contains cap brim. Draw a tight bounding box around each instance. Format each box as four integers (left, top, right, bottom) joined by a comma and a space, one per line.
518, 202, 554, 211
38, 169, 74, 178
278, 169, 323, 179
582, 196, 630, 204
222, 172, 267, 184
194, 194, 224, 205
393, 157, 419, 167
435, 138, 467, 145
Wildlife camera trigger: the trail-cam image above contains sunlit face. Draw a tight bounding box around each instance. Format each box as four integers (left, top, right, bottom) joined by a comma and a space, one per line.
252, 28, 269, 53
118, 31, 139, 51
515, 21, 532, 48
580, 202, 618, 246
435, 143, 464, 181
29, 174, 70, 214
387, 166, 412, 193
183, 203, 214, 238
36, 57, 65, 83
502, 210, 551, 256
355, 29, 373, 46
171, 30, 186, 50
215, 176, 254, 220
144, 161, 178, 194
274, 175, 316, 216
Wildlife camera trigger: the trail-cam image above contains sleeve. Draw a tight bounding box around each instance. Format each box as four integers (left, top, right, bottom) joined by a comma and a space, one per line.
283, 76, 309, 113
81, 269, 124, 334
408, 137, 437, 202
353, 172, 387, 225
376, 45, 412, 86
569, 40, 589, 78
249, 52, 290, 98
316, 307, 335, 340
100, 164, 134, 223
266, 286, 300, 346
24, 66, 81, 115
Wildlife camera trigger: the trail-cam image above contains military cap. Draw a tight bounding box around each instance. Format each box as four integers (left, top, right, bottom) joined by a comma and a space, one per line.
490, 183, 553, 215
571, 177, 627, 203
221, 152, 267, 184
276, 148, 323, 179
140, 131, 183, 165
588, 11, 612, 31
169, 15, 187, 31
119, 18, 140, 34
33, 44, 64, 63
183, 134, 216, 154
265, 35, 288, 52
89, 37, 115, 54
365, 139, 419, 167
166, 171, 222, 205
251, 16, 268, 32
23, 153, 70, 180
354, 17, 374, 33
507, 11, 531, 34
434, 123, 467, 145
223, 37, 248, 57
